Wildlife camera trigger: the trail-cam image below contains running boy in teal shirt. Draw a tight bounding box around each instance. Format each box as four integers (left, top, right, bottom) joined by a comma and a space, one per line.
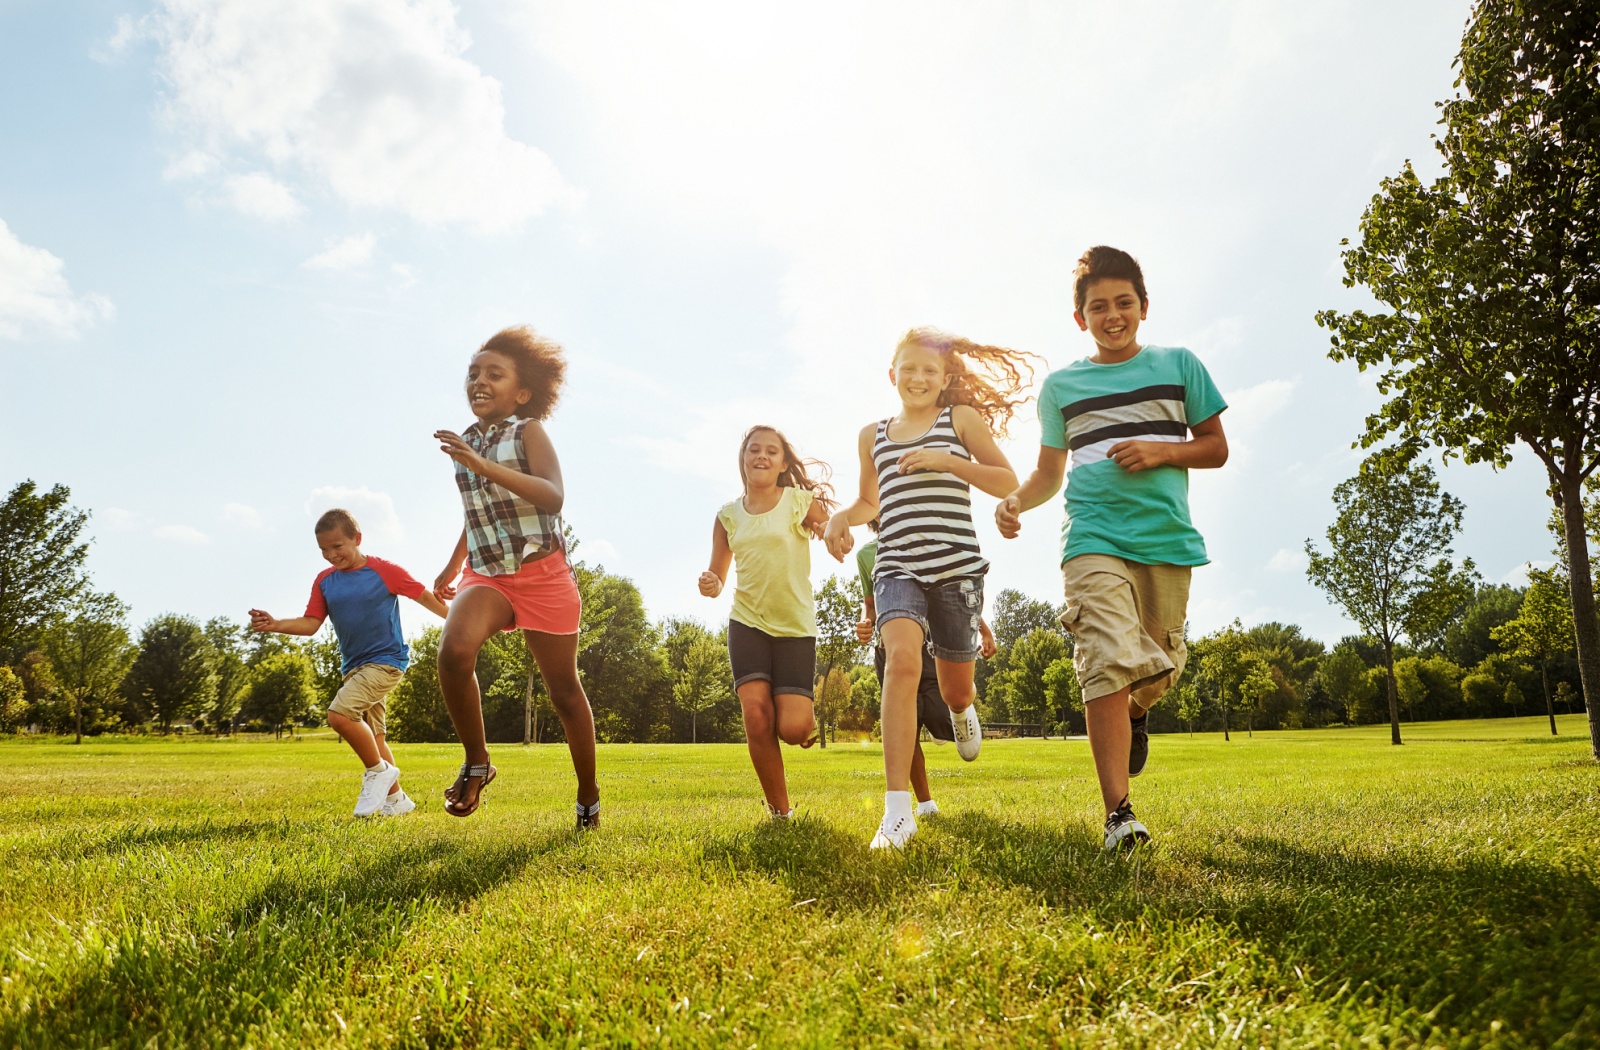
996, 246, 1228, 852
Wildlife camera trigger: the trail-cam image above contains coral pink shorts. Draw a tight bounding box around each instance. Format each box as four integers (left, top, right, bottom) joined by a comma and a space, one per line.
459, 549, 582, 635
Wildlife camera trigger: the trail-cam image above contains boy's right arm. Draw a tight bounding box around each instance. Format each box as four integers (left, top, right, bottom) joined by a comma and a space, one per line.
434, 530, 469, 600
856, 592, 876, 644
995, 446, 1068, 538
824, 425, 881, 561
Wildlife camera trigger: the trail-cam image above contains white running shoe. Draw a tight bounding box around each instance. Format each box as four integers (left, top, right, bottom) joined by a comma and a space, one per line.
380, 789, 416, 816
915, 799, 940, 818
354, 762, 400, 817
869, 811, 918, 850
950, 705, 982, 761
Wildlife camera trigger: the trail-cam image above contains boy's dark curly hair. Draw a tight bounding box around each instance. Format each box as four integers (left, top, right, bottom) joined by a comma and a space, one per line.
476, 325, 566, 421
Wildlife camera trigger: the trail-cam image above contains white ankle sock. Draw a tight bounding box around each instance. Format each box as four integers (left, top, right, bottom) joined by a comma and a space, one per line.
366, 761, 385, 773
885, 790, 913, 819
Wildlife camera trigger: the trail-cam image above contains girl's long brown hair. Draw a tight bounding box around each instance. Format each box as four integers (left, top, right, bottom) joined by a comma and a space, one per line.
737, 425, 836, 515
894, 327, 1041, 439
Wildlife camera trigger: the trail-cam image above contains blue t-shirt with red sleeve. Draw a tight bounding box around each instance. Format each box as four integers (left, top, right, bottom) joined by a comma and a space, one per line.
304, 556, 426, 675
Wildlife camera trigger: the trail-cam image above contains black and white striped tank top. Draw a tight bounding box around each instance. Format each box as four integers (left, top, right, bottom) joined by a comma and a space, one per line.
873, 406, 988, 584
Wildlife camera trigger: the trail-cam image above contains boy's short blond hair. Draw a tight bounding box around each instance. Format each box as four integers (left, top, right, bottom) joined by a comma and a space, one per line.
314, 508, 360, 538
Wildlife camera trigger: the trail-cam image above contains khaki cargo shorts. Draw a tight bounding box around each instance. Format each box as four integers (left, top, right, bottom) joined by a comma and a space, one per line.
1059, 554, 1191, 710
327, 662, 404, 736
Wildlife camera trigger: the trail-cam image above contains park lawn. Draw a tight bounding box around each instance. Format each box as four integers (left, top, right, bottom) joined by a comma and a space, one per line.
0, 718, 1596, 1049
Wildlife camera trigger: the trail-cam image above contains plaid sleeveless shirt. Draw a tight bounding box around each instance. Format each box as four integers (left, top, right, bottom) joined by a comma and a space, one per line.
455, 415, 565, 576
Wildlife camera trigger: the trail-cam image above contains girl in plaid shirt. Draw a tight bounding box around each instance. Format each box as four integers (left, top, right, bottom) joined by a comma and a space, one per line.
432, 326, 600, 827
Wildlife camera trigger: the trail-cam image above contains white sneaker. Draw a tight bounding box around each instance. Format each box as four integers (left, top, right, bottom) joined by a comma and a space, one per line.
765, 802, 795, 821
915, 799, 940, 818
950, 705, 982, 761
869, 811, 918, 850
381, 789, 416, 816
354, 762, 400, 817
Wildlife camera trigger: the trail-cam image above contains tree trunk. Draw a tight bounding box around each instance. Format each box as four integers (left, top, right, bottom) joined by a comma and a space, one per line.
1222, 699, 1230, 742
1541, 660, 1557, 736
74, 697, 82, 745
816, 662, 830, 749
523, 674, 534, 746
1557, 478, 1600, 761
692, 710, 697, 744
1384, 643, 1402, 745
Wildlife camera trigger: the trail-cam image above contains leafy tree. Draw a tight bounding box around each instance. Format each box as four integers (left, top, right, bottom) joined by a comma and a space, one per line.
982, 588, 1065, 699
1041, 657, 1082, 734
673, 634, 733, 742
1491, 566, 1575, 735
1315, 0, 1600, 757
1237, 654, 1277, 737
1305, 460, 1478, 744
121, 614, 217, 732
43, 592, 134, 743
577, 572, 666, 743
991, 628, 1070, 727
1505, 680, 1526, 719
1443, 584, 1526, 667
841, 663, 881, 732
0, 481, 92, 663
303, 630, 345, 713
1555, 680, 1580, 715
387, 626, 454, 743
1318, 644, 1376, 724
813, 574, 863, 748
241, 650, 315, 737
0, 666, 25, 732
203, 617, 252, 735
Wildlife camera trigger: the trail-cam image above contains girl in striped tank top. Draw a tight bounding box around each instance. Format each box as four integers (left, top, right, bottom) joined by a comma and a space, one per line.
824, 327, 1037, 849
699, 425, 834, 820
431, 327, 600, 828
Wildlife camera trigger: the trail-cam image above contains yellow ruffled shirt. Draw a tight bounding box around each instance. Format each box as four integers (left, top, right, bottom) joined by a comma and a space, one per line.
717, 486, 816, 638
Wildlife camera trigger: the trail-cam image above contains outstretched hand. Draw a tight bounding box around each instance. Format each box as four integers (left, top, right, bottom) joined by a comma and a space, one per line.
247, 608, 276, 633
434, 430, 488, 474
823, 514, 854, 563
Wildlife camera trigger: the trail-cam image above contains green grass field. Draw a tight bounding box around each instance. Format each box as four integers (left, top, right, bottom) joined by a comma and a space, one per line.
1, 717, 1596, 1048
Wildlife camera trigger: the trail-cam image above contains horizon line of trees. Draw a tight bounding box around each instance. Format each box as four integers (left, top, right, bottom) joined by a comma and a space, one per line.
1, 475, 1592, 746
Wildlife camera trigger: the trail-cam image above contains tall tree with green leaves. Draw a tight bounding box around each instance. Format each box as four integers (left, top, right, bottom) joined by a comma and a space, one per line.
1306, 461, 1478, 744
813, 574, 863, 749
991, 628, 1070, 728
0, 481, 92, 663
1317, 643, 1377, 725
673, 634, 733, 743
1315, 0, 1600, 756
1198, 621, 1250, 742
43, 592, 134, 743
241, 649, 315, 738
204, 617, 252, 735
121, 614, 218, 732
1492, 566, 1575, 735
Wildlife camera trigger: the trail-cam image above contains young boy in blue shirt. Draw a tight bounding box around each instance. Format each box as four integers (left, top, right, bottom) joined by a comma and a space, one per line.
250, 509, 449, 817
996, 246, 1228, 852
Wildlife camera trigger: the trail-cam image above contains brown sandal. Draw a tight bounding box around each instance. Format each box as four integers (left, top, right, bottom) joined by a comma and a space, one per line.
444, 762, 496, 817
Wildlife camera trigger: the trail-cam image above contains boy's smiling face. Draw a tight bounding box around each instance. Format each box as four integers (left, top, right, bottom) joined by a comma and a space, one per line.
316, 528, 364, 571
1075, 277, 1148, 360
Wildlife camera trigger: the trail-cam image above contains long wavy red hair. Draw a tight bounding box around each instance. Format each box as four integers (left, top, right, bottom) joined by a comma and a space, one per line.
893, 327, 1040, 439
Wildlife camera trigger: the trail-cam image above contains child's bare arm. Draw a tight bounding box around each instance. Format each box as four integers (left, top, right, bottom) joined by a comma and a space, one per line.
433, 421, 565, 513
248, 610, 323, 636
801, 497, 830, 540
1109, 413, 1229, 472
857, 591, 877, 644
699, 518, 733, 597
412, 591, 450, 619
824, 425, 881, 560
435, 530, 469, 599
996, 446, 1069, 538
895, 405, 1018, 499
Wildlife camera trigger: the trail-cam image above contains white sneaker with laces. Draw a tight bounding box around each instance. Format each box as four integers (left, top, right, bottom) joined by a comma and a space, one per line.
870, 811, 918, 850
381, 789, 416, 816
950, 705, 982, 761
915, 799, 940, 818
354, 762, 400, 817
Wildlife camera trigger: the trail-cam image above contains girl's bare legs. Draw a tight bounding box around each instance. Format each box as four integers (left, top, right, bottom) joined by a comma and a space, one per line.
910, 740, 931, 803
932, 658, 977, 714
437, 587, 515, 767
879, 618, 926, 793
523, 630, 599, 808
739, 680, 794, 812
1085, 686, 1133, 816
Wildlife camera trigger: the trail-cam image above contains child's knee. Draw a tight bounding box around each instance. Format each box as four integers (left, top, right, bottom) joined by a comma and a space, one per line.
777, 711, 813, 746
884, 647, 922, 681
437, 634, 478, 674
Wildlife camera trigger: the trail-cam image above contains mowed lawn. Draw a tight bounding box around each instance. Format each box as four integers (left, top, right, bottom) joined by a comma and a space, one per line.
1, 719, 1597, 1048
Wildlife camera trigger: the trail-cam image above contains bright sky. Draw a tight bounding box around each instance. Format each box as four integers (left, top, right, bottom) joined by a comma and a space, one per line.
0, 0, 1558, 647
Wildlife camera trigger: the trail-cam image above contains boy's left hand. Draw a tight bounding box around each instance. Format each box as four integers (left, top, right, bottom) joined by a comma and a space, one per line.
435, 430, 489, 474
1107, 440, 1170, 472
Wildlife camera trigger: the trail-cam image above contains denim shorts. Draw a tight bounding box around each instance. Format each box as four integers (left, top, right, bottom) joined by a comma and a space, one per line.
873, 574, 984, 662
726, 620, 817, 698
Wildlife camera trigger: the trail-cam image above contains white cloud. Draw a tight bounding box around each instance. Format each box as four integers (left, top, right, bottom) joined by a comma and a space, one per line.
100, 507, 144, 532
222, 172, 303, 222
148, 0, 576, 231
0, 218, 114, 340
303, 232, 376, 271
1223, 378, 1299, 433
306, 485, 403, 544
154, 524, 210, 545
1501, 560, 1554, 587
1266, 547, 1307, 573
221, 502, 268, 530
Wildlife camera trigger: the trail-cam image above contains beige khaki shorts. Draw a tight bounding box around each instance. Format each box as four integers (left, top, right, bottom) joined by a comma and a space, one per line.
327, 662, 404, 736
1059, 554, 1191, 709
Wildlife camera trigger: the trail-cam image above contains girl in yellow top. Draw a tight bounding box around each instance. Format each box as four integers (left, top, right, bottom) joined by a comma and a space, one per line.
699, 425, 834, 819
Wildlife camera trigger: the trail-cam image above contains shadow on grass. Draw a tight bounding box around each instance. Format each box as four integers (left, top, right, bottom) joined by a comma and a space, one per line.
3, 830, 578, 1049
67, 816, 308, 858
